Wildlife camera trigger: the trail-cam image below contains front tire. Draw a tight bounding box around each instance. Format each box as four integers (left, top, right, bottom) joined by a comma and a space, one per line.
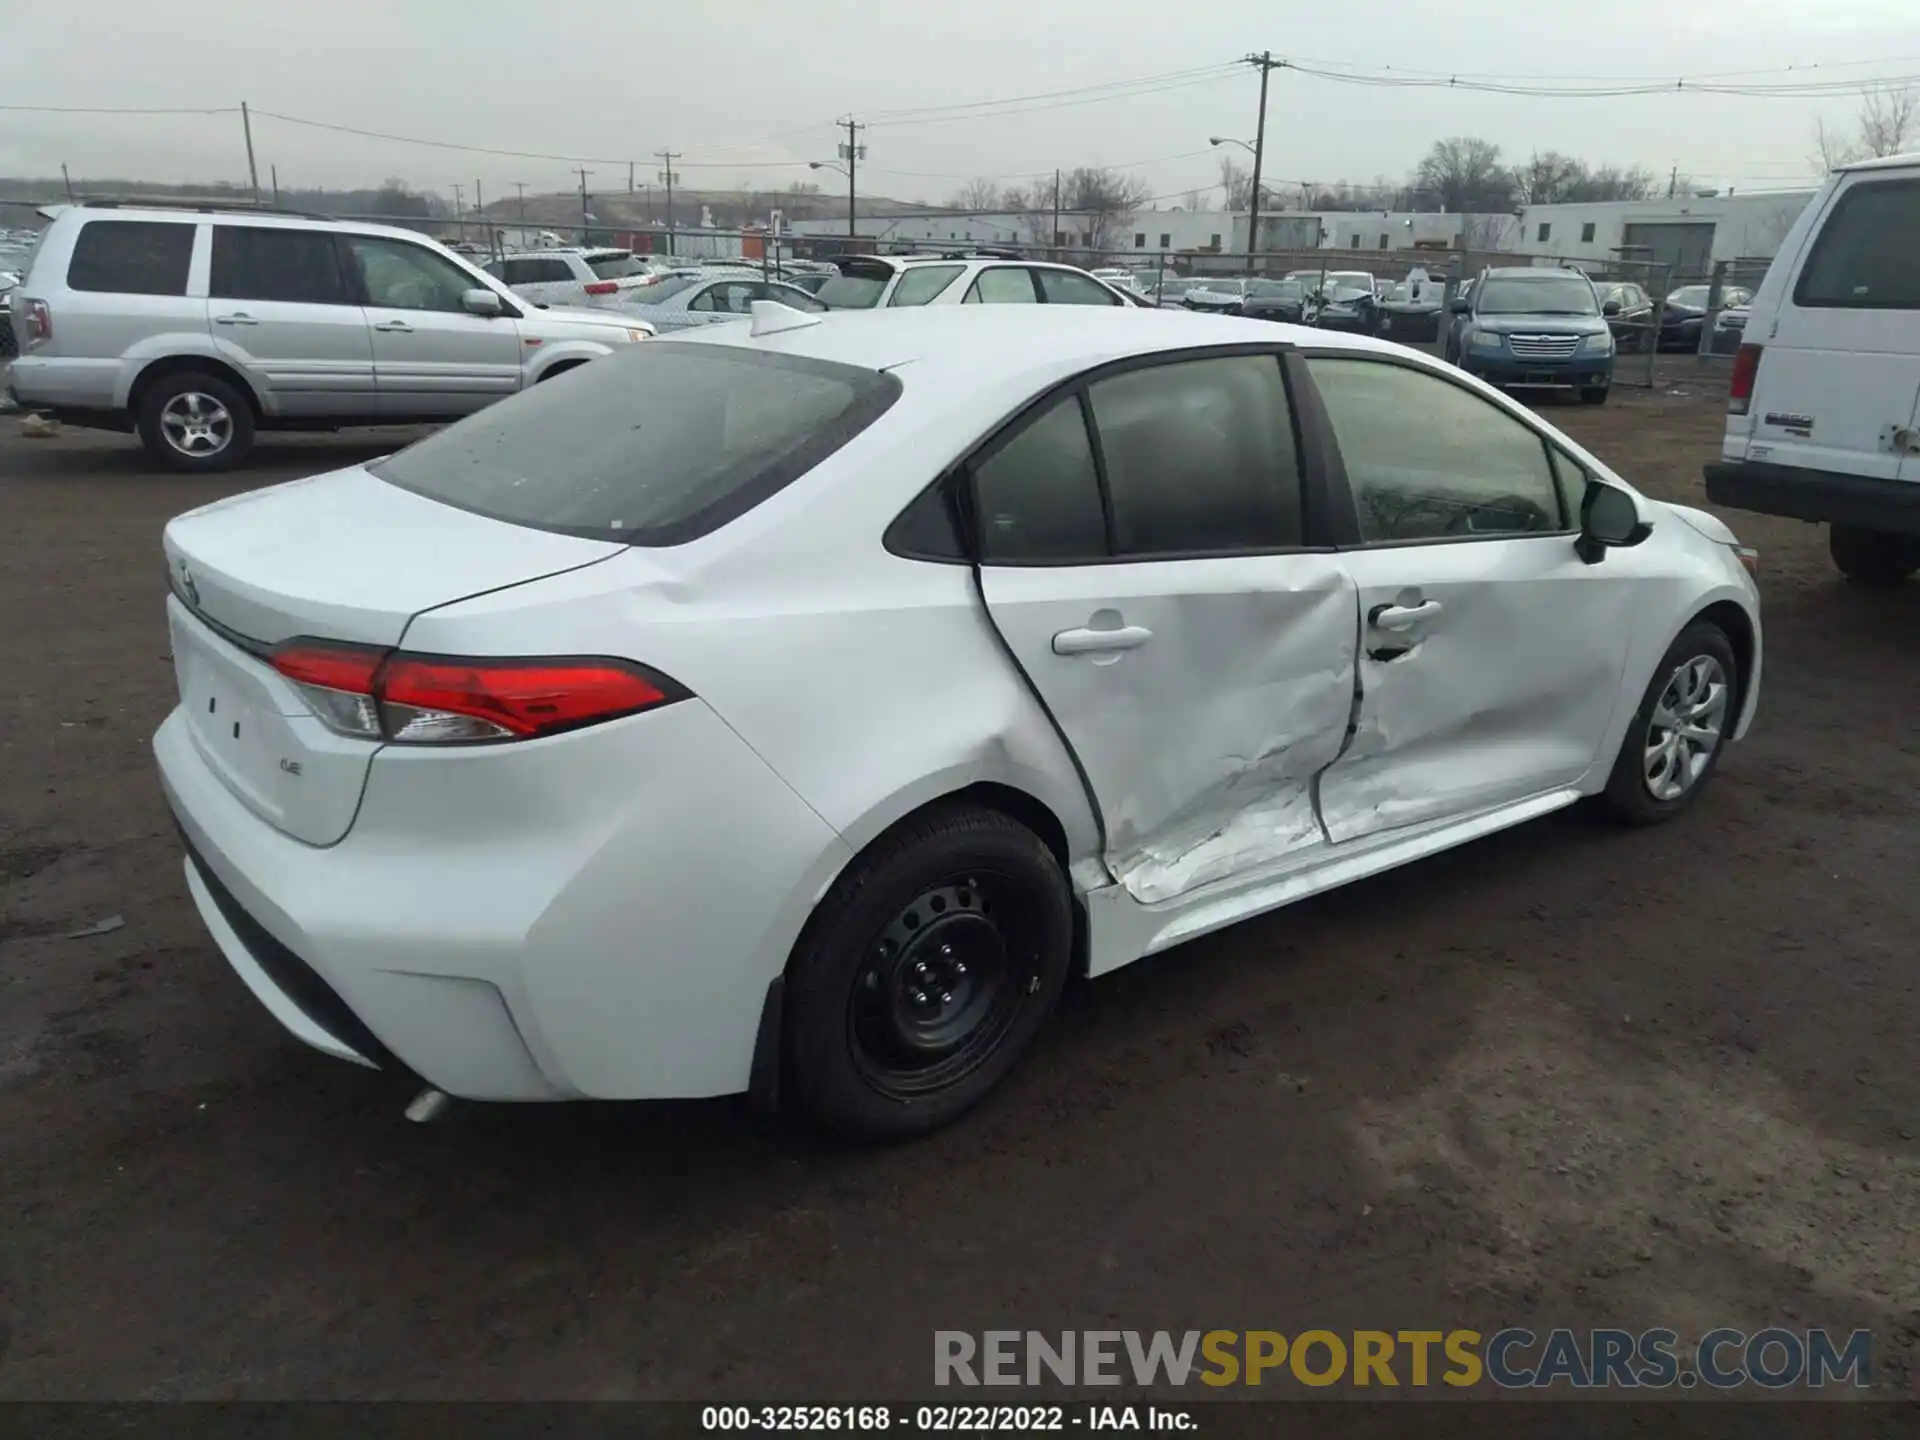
1829, 525, 1920, 586
784, 804, 1072, 1140
1596, 622, 1738, 825
1580, 387, 1609, 405
137, 372, 255, 472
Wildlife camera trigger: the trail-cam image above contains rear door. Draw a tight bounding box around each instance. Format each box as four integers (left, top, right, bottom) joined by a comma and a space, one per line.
207, 225, 374, 416
1746, 173, 1920, 481
344, 234, 522, 416
972, 350, 1358, 904
1303, 354, 1637, 842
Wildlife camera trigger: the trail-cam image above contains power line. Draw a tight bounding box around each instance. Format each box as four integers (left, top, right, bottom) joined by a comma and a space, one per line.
0, 103, 238, 115
866, 64, 1241, 121
1265, 51, 1920, 85
1269, 57, 1920, 99
869, 72, 1242, 127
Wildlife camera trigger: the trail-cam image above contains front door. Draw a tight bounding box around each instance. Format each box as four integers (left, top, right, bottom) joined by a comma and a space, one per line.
206, 224, 375, 417
1303, 354, 1637, 843
972, 352, 1359, 904
343, 234, 522, 417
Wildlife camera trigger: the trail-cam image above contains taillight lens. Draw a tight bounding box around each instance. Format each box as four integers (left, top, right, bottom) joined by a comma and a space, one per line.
22, 299, 50, 345
1728, 343, 1763, 415
582, 280, 619, 295
269, 641, 684, 745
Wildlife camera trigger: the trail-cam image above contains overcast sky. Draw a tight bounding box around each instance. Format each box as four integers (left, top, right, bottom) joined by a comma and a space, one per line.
10, 0, 1920, 209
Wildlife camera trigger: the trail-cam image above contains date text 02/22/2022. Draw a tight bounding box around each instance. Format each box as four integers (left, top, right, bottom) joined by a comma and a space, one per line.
700, 1405, 1195, 1431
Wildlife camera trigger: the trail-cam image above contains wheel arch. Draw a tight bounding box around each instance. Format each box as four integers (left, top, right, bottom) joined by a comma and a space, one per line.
1691, 597, 1757, 731
128, 355, 262, 420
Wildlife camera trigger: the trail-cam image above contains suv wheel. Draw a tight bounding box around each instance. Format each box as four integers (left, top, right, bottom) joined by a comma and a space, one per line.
138, 372, 255, 472
1829, 525, 1920, 587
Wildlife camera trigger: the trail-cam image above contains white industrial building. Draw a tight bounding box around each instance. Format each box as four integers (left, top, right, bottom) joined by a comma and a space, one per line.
1513, 190, 1817, 270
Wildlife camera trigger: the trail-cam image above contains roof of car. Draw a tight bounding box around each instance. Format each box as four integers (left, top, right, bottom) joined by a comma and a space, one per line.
1838, 149, 1920, 173
1481, 266, 1576, 280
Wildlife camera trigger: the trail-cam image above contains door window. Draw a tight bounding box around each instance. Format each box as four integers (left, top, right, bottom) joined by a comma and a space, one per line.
888, 264, 963, 306
1794, 178, 1920, 310
65, 220, 195, 296
1086, 356, 1302, 554
210, 227, 351, 304
1307, 357, 1565, 541
1037, 269, 1121, 306
769, 283, 827, 311
964, 268, 1039, 304
972, 397, 1108, 562
707, 281, 763, 314
346, 237, 482, 313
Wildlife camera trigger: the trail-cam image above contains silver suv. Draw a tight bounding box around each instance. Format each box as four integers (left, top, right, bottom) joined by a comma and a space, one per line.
6, 202, 656, 471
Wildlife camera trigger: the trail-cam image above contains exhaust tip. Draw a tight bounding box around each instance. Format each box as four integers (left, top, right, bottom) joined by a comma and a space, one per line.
404, 1087, 452, 1124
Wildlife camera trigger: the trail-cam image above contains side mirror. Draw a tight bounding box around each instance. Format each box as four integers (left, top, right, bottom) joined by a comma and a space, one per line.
1449, 297, 1470, 314
1576, 480, 1653, 564
462, 287, 504, 318
1602, 299, 1622, 316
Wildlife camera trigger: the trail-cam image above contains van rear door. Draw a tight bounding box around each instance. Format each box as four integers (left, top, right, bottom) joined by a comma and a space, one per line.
1743, 168, 1920, 482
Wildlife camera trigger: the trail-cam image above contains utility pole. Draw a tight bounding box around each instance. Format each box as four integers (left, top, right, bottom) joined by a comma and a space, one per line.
1244, 52, 1280, 274
1667, 162, 1679, 199
628, 159, 635, 193
514, 181, 528, 226
61, 162, 74, 201
452, 182, 465, 233
657, 151, 680, 256
474, 179, 487, 255
271, 164, 280, 209
1051, 169, 1062, 260
240, 101, 261, 205
574, 167, 593, 239
838, 118, 865, 241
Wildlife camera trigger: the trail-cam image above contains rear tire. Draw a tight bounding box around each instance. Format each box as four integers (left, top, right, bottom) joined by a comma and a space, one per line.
783, 804, 1072, 1141
137, 371, 254, 472
1829, 525, 1920, 586
1581, 387, 1609, 405
1596, 621, 1738, 826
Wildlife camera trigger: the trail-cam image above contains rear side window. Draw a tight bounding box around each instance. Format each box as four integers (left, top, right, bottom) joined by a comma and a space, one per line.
965, 269, 1039, 304
66, 220, 194, 296
1087, 356, 1302, 554
210, 227, 349, 304
1795, 178, 1920, 310
888, 265, 963, 307
1037, 269, 1121, 306
972, 398, 1108, 562
372, 347, 901, 545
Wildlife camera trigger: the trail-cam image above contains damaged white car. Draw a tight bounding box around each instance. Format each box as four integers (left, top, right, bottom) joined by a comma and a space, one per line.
156, 303, 1761, 1139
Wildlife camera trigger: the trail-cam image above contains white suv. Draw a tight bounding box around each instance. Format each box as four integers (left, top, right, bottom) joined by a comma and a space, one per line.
480, 247, 666, 307
6, 202, 656, 471
813, 253, 1138, 310
1706, 153, 1920, 583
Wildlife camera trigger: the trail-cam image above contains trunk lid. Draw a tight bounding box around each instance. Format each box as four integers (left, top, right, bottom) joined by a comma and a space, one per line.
163, 465, 624, 845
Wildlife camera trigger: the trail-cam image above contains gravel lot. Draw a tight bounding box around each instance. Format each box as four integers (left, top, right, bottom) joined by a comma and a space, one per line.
2, 369, 1917, 1401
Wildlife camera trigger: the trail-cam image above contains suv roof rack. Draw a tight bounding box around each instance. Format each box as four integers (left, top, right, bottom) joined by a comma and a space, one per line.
72, 198, 337, 222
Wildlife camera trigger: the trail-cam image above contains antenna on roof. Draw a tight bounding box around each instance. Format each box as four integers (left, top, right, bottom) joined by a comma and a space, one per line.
749, 299, 823, 337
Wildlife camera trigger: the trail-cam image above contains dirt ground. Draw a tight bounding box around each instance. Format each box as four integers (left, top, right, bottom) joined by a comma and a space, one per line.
2, 365, 1918, 1402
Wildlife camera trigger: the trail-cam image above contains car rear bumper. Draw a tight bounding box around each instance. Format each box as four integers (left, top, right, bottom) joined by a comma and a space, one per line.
1704, 461, 1920, 536
155, 695, 852, 1103
8, 354, 123, 410
1464, 356, 1612, 389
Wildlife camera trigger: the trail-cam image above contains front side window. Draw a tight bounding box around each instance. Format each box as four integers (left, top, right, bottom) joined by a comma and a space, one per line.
210, 226, 349, 305
1794, 178, 1920, 310
347, 237, 480, 313
1307, 357, 1564, 542
965, 268, 1039, 304
1037, 269, 1121, 306
1087, 356, 1302, 555
66, 220, 194, 296
888, 264, 963, 307
972, 398, 1108, 562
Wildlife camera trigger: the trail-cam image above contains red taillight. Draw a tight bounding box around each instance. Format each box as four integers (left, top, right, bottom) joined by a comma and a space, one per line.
22, 299, 51, 345
1728, 342, 1763, 415
582, 280, 619, 295
268, 641, 682, 745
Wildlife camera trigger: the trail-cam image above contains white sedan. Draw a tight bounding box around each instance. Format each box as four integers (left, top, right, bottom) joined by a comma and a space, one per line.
616, 272, 826, 332
155, 304, 1761, 1139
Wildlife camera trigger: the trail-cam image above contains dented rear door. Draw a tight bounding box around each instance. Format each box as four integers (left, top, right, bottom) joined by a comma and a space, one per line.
971, 351, 1360, 905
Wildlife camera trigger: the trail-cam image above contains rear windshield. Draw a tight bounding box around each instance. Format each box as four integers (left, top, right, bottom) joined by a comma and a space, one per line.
371, 345, 902, 545
66, 219, 195, 296
816, 268, 890, 309
587, 252, 647, 279
1794, 177, 1920, 310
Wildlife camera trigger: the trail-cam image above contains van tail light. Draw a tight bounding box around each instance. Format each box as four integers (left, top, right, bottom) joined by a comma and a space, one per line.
21, 299, 51, 345
269, 641, 686, 745
1728, 343, 1763, 415
582, 280, 619, 295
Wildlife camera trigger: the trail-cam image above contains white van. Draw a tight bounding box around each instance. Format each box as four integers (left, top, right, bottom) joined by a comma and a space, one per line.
1704, 153, 1920, 583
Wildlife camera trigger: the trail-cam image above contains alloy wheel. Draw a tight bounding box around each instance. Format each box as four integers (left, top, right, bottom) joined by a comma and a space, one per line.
159, 391, 234, 458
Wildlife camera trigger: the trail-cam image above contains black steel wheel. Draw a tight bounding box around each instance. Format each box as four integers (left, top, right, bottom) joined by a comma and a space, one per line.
785, 804, 1072, 1140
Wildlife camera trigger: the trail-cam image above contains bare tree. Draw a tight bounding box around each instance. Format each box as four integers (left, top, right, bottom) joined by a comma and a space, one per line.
1812, 117, 1858, 172
1062, 166, 1152, 252
1859, 83, 1918, 158
950, 177, 1002, 212
1217, 156, 1252, 210
1414, 137, 1515, 213
1513, 151, 1584, 205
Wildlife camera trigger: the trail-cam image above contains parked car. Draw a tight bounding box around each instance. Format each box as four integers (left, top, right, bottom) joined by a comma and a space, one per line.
1443, 267, 1616, 404
1239, 278, 1313, 324
1660, 284, 1754, 352
814, 254, 1132, 309
155, 304, 1760, 1138
1375, 277, 1446, 342
4, 202, 655, 470
1310, 271, 1380, 333
1710, 302, 1750, 355
1705, 153, 1920, 584
1181, 277, 1248, 312
482, 247, 666, 308
1589, 280, 1655, 349
616, 274, 826, 332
